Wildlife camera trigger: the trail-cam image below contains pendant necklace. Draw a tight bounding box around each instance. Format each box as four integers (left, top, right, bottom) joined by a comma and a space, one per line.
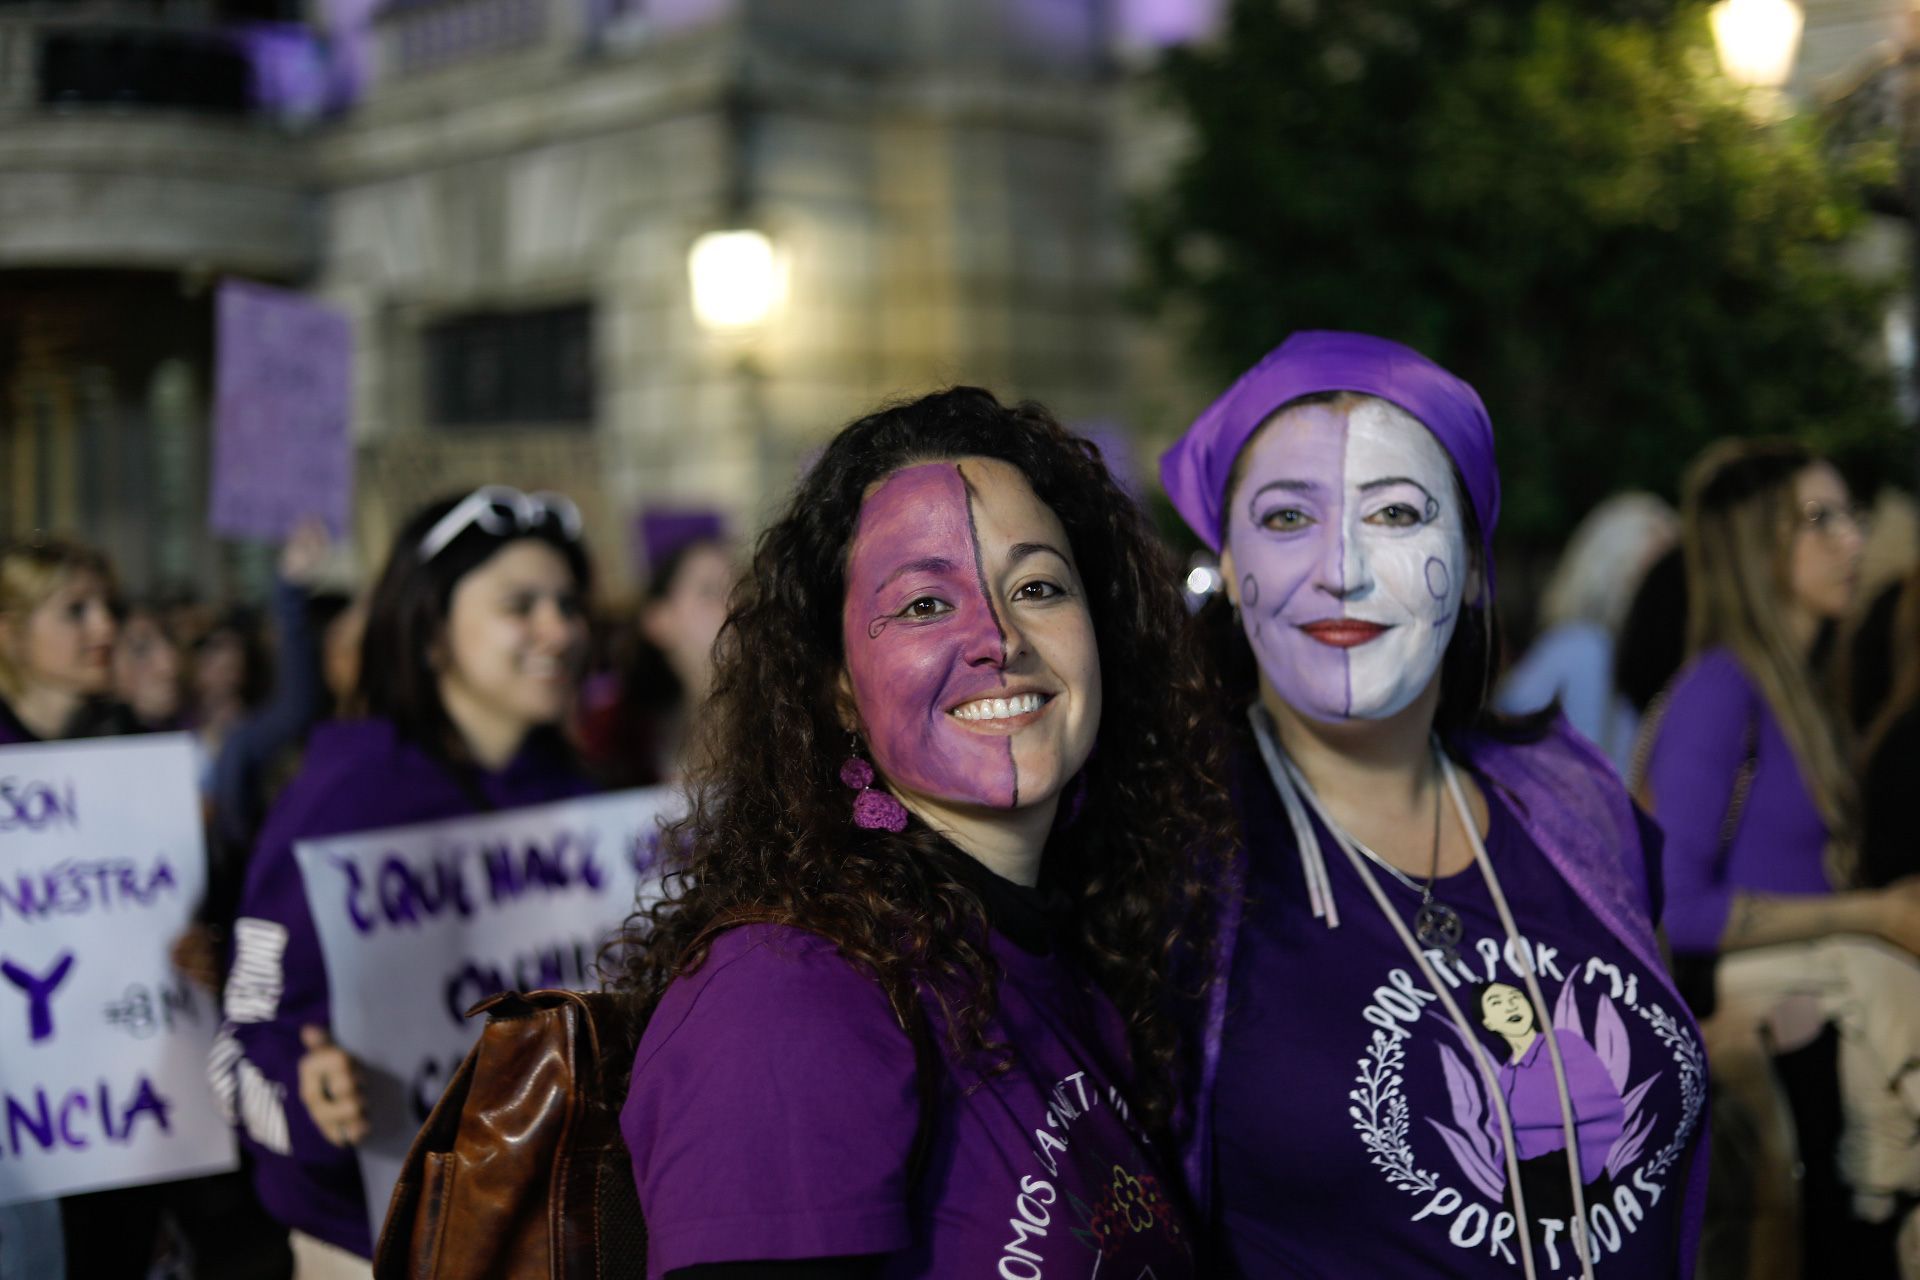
1345, 757, 1464, 964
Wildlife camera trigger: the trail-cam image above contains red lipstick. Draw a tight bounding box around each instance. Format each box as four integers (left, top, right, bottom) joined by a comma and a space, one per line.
1298, 620, 1389, 649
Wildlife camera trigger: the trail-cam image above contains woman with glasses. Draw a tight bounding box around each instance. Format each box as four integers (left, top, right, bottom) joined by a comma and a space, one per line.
211, 487, 596, 1277
1641, 439, 1920, 1253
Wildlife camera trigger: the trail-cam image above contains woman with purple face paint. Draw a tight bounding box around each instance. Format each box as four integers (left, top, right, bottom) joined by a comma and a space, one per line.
612, 387, 1232, 1279
1161, 332, 1707, 1279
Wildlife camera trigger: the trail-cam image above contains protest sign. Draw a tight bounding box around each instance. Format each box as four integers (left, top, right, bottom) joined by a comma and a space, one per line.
210, 279, 354, 541
294, 787, 679, 1235
0, 735, 235, 1206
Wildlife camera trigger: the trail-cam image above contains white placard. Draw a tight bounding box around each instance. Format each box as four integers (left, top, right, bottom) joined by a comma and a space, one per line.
0, 734, 236, 1206
294, 787, 679, 1237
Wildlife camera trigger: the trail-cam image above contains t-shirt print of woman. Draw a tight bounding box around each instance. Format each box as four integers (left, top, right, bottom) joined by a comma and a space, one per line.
1432, 980, 1647, 1223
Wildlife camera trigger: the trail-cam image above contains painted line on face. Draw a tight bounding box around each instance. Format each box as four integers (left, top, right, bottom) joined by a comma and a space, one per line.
1338, 413, 1352, 718
956, 462, 1018, 807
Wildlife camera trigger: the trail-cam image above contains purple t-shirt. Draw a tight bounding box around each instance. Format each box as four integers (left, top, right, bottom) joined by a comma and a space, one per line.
622, 923, 1197, 1279
214, 719, 595, 1257
1212, 774, 1706, 1278
1644, 648, 1831, 953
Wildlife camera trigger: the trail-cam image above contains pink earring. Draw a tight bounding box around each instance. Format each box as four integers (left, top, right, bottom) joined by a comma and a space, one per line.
841, 735, 909, 833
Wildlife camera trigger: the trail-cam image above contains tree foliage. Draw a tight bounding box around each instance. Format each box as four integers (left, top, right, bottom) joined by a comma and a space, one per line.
1137, 0, 1900, 544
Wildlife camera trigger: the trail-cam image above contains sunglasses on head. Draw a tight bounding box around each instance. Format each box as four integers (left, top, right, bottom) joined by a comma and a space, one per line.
417, 485, 584, 563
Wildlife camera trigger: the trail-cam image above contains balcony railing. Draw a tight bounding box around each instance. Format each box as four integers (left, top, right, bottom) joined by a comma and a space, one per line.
0, 8, 331, 119
37, 25, 253, 112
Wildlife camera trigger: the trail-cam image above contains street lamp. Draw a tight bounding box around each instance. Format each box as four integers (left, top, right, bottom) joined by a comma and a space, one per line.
1709, 0, 1804, 91
686, 228, 786, 518
687, 230, 785, 332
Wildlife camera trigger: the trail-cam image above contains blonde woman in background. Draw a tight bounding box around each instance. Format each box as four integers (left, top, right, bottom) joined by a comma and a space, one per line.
0, 537, 131, 746
0, 536, 294, 1280
1497, 493, 1677, 773
1640, 440, 1920, 1271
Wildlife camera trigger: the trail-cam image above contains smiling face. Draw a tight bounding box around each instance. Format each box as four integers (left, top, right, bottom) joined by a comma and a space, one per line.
1220, 396, 1469, 723
1479, 982, 1536, 1039
437, 539, 589, 736
840, 457, 1100, 815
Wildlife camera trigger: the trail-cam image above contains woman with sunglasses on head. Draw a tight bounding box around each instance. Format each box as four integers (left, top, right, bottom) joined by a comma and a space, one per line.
1161, 332, 1708, 1278
1641, 440, 1920, 1249
612, 387, 1230, 1278
211, 487, 595, 1276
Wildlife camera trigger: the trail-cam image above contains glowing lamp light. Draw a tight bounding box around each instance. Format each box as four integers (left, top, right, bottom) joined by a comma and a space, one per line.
688, 230, 785, 331
1184, 564, 1221, 597
1709, 0, 1804, 90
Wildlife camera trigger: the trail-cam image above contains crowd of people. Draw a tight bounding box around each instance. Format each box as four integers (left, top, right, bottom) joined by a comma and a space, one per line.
1, 328, 1917, 1279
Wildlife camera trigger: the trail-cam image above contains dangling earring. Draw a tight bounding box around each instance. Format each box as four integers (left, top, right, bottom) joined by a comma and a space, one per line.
841, 733, 909, 832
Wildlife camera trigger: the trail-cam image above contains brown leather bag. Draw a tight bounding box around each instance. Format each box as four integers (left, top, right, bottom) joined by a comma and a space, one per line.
373, 988, 646, 1280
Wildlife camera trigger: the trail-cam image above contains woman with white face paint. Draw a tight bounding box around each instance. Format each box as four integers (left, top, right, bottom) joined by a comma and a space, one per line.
1161, 332, 1707, 1278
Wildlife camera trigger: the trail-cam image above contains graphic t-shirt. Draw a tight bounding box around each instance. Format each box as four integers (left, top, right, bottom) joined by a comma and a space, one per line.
622, 923, 1195, 1279
1211, 768, 1706, 1278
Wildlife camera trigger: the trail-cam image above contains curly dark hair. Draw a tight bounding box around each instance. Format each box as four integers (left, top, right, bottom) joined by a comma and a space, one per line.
610, 387, 1236, 1135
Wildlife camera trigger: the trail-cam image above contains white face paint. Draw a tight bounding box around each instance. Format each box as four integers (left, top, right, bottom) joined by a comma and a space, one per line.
1225, 396, 1469, 723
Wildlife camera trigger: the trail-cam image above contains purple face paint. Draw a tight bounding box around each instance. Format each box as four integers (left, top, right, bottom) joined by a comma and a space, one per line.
1227, 403, 1354, 716
1225, 399, 1468, 723
842, 463, 1019, 809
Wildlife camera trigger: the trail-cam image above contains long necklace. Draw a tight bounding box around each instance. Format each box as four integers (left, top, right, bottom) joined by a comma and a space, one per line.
1248, 704, 1597, 1280
1342, 760, 1464, 964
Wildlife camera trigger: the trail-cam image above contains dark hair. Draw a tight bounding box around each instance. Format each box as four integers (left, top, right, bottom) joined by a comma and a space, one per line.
1614, 544, 1688, 714
619, 535, 729, 716
194, 605, 272, 709
1209, 391, 1549, 744
305, 590, 356, 646
357, 493, 592, 759
1465, 980, 1539, 1030
611, 387, 1235, 1135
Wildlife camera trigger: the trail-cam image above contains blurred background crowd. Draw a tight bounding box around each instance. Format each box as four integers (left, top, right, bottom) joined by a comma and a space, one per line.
6, 0, 1920, 1277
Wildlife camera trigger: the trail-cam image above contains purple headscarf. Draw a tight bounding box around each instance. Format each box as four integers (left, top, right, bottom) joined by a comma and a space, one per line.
1158, 331, 1500, 580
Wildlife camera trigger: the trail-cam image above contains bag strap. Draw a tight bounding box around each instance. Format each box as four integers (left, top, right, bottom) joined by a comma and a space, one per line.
1719, 708, 1760, 859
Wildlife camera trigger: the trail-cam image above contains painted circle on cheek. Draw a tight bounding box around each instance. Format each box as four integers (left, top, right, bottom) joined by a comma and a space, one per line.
1424, 557, 1450, 601
1241, 574, 1259, 608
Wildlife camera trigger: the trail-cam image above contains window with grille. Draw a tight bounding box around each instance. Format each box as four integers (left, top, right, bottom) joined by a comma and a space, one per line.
424, 305, 593, 427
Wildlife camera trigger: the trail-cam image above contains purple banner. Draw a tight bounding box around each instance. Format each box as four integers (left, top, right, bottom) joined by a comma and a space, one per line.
210, 281, 354, 541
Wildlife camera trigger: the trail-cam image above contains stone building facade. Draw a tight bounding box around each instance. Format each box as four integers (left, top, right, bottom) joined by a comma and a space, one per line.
0, 0, 316, 591
2, 0, 1219, 592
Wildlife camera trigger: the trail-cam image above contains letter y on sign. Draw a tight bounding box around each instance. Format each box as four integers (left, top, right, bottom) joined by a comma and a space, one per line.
3, 951, 77, 1041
